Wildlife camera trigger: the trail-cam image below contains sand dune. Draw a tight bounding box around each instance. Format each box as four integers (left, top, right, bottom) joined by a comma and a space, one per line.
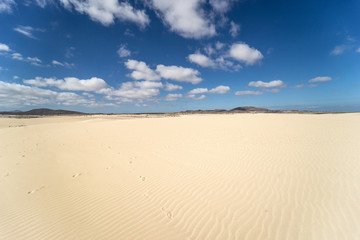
1, 113, 360, 240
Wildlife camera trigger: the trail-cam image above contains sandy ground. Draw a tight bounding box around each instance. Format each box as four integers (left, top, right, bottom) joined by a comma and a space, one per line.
0, 113, 360, 240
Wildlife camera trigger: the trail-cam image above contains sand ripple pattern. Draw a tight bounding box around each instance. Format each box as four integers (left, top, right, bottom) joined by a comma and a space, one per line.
1, 113, 360, 239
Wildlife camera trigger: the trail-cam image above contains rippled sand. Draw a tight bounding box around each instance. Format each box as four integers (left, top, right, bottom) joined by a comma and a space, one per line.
1, 113, 359, 240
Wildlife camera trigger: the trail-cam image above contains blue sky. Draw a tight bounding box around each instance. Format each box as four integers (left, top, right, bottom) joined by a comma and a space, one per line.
0, 0, 359, 113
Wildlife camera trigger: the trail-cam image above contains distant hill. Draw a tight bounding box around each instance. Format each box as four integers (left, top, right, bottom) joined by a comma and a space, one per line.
229, 106, 278, 113
0, 108, 85, 116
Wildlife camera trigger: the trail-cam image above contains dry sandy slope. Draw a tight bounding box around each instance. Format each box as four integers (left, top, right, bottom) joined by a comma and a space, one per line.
0, 113, 359, 240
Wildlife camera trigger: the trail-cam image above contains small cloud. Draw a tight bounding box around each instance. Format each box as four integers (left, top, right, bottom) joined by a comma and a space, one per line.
125, 59, 161, 81
156, 64, 202, 84
188, 88, 208, 95
188, 94, 206, 100
0, 0, 16, 13
12, 52, 24, 60
164, 93, 182, 101
235, 90, 263, 96
188, 52, 215, 67
52, 60, 74, 68
65, 47, 75, 58
0, 43, 11, 52
330, 45, 346, 55
164, 82, 182, 91
356, 47, 360, 53
229, 21, 240, 38
249, 80, 285, 88
117, 44, 131, 58
13, 25, 45, 39
208, 85, 230, 94
27, 57, 42, 66
13, 75, 19, 79
309, 76, 332, 83
229, 42, 263, 65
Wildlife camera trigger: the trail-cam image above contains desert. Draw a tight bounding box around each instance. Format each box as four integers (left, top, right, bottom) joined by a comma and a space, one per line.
1, 113, 359, 239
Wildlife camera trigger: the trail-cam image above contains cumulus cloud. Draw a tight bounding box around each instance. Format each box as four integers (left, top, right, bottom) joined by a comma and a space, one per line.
111, 81, 161, 100
125, 59, 161, 81
13, 25, 45, 39
229, 42, 263, 65
188, 85, 230, 95
208, 85, 230, 94
23, 76, 108, 91
229, 21, 240, 37
164, 82, 182, 91
117, 44, 131, 58
0, 43, 11, 52
248, 80, 285, 88
0, 80, 56, 107
235, 90, 263, 96
188, 94, 206, 100
308, 76, 332, 83
164, 93, 182, 101
0, 0, 16, 13
59, 0, 149, 27
188, 52, 215, 67
188, 88, 208, 95
149, 0, 216, 39
156, 64, 202, 84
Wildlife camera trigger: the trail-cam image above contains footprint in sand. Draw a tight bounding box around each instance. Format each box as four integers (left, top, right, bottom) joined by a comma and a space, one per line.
139, 176, 146, 181
167, 211, 173, 219
106, 166, 113, 170
72, 173, 82, 178
27, 186, 45, 195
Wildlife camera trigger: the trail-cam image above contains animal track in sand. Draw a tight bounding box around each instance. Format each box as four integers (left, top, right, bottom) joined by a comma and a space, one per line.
139, 176, 146, 181
27, 186, 45, 195
72, 173, 82, 178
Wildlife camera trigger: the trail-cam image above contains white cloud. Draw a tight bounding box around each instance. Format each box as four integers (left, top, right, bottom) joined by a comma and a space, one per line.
208, 85, 230, 94
13, 75, 19, 79
13, 25, 44, 39
134, 80, 163, 89
188, 85, 230, 95
125, 59, 161, 81
0, 80, 57, 107
164, 82, 182, 91
230, 21, 240, 37
330, 45, 346, 55
188, 52, 214, 67
235, 90, 263, 96
164, 93, 182, 101
156, 64, 202, 84
248, 80, 285, 88
59, 0, 149, 27
0, 43, 10, 52
149, 0, 216, 39
27, 57, 42, 66
229, 42, 263, 65
209, 0, 236, 13
52, 60, 74, 68
117, 44, 131, 58
34, 0, 52, 8
111, 81, 160, 99
188, 94, 206, 100
12, 53, 23, 60
357, 47, 360, 53
23, 76, 108, 91
188, 88, 208, 94
0, 0, 15, 13
308, 76, 332, 83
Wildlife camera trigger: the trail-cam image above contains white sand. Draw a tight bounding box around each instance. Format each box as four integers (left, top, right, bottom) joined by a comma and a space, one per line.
1, 113, 360, 239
